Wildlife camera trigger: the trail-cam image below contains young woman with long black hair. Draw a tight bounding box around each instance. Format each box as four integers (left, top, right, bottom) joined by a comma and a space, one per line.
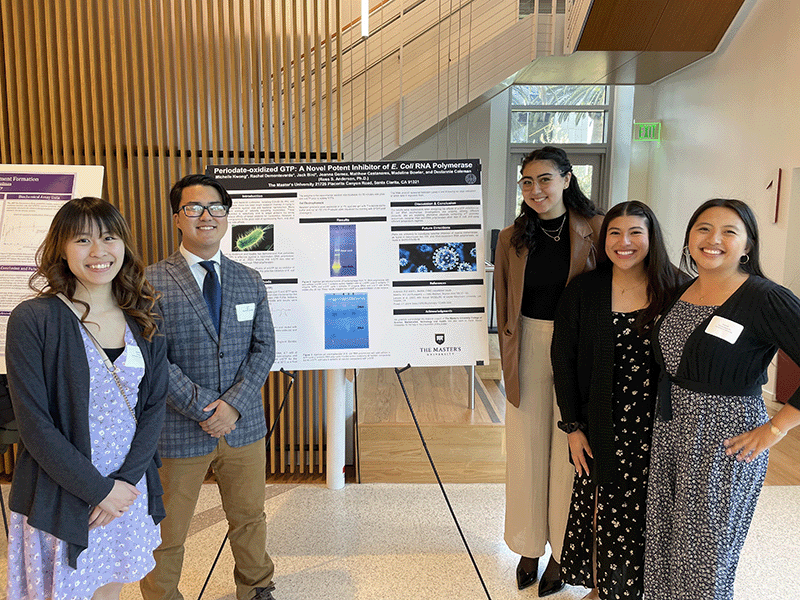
552, 201, 685, 599
495, 146, 603, 596
644, 199, 800, 600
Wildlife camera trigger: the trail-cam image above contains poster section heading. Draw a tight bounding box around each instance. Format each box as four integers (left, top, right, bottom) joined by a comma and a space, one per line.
211, 160, 481, 189
208, 159, 489, 371
0, 169, 86, 372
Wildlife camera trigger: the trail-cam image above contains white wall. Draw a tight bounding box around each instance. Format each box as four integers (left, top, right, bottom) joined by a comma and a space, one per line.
608, 85, 635, 208
631, 0, 800, 290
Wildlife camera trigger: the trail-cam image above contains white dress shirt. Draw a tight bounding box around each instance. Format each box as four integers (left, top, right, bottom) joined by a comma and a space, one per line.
179, 245, 222, 292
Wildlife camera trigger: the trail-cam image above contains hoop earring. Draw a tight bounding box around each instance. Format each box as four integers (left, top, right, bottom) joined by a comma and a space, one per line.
682, 245, 697, 270
740, 254, 750, 264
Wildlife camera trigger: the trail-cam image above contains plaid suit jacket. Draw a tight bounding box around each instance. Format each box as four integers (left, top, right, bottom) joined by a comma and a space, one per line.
146, 250, 275, 458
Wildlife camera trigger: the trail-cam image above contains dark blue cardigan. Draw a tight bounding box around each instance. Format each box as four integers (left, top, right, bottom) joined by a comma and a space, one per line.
5, 296, 167, 568
653, 275, 800, 419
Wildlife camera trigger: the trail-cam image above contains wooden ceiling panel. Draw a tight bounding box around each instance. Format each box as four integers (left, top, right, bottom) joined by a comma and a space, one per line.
647, 0, 746, 51
576, 0, 671, 52
576, 0, 746, 52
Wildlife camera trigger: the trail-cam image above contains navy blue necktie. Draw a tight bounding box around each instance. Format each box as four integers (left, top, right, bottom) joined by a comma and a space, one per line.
199, 260, 221, 334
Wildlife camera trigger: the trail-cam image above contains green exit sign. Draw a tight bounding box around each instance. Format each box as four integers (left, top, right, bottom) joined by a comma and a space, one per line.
634, 122, 661, 144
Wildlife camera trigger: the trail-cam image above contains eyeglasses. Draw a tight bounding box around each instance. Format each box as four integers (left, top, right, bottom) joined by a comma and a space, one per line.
178, 203, 229, 218
517, 176, 557, 191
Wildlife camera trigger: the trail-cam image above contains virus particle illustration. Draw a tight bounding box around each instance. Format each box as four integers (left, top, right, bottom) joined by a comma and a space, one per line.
417, 244, 433, 253
470, 247, 477, 257
432, 246, 459, 271
457, 261, 476, 271
399, 257, 409, 267
235, 226, 267, 251
416, 265, 429, 272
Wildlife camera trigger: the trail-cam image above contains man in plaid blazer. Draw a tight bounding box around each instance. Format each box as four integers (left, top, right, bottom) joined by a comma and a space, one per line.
141, 174, 277, 600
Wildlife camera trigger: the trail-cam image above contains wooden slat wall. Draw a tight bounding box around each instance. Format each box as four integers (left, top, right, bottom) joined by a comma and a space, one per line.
0, 0, 340, 260
262, 370, 326, 476
0, 0, 341, 478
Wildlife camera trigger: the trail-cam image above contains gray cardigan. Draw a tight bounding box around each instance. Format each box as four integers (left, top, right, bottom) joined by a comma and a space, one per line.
5, 296, 167, 567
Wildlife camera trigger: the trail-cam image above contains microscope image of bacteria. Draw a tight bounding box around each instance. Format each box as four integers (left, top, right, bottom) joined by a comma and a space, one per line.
232, 224, 274, 251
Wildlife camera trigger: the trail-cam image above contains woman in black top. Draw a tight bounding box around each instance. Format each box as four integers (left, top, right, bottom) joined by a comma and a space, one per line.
643, 199, 800, 600
495, 146, 603, 596
552, 201, 683, 600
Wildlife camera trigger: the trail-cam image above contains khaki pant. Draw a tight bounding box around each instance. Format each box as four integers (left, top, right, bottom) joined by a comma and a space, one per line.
141, 437, 274, 600
504, 316, 572, 561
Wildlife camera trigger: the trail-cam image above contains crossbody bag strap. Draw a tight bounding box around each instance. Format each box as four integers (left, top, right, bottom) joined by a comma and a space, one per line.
56, 293, 138, 424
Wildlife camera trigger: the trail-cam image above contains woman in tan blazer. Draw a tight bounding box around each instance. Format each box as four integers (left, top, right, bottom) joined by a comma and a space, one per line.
495, 146, 603, 596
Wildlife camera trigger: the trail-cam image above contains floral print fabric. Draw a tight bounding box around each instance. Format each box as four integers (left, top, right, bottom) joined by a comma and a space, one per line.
7, 324, 160, 600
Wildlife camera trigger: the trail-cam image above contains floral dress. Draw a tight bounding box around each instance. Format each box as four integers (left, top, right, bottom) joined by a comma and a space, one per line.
643, 301, 768, 600
7, 324, 161, 600
561, 311, 654, 599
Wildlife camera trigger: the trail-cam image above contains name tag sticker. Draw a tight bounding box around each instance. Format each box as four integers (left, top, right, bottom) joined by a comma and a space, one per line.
126, 345, 145, 368
705, 315, 744, 344
236, 303, 256, 322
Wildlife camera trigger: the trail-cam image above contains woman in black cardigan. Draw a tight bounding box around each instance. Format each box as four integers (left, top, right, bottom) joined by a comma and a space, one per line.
5, 198, 166, 600
643, 199, 800, 600
552, 201, 684, 600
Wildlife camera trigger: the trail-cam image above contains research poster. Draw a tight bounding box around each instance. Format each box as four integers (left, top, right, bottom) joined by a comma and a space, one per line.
0, 165, 104, 371
208, 160, 489, 371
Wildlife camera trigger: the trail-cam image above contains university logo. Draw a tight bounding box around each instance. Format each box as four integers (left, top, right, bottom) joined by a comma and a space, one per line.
435, 333, 445, 345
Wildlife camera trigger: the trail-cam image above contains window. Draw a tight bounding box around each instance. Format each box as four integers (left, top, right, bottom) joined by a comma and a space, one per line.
511, 85, 608, 145
519, 0, 566, 18
507, 84, 612, 222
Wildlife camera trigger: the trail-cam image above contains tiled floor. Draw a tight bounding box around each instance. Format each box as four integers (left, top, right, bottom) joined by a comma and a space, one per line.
0, 482, 798, 599
1, 391, 798, 600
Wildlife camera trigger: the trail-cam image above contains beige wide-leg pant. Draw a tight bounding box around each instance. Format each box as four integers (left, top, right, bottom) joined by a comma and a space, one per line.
504, 316, 572, 561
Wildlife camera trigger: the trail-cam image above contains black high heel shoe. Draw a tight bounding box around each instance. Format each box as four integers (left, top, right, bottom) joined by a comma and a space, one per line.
516, 556, 539, 590
538, 555, 565, 597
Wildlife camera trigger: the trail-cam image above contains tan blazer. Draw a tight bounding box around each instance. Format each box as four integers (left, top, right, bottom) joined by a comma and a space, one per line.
494, 210, 604, 407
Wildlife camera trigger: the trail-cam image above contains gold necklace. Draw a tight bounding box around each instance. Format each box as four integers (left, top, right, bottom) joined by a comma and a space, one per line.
613, 279, 646, 295
696, 273, 745, 303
